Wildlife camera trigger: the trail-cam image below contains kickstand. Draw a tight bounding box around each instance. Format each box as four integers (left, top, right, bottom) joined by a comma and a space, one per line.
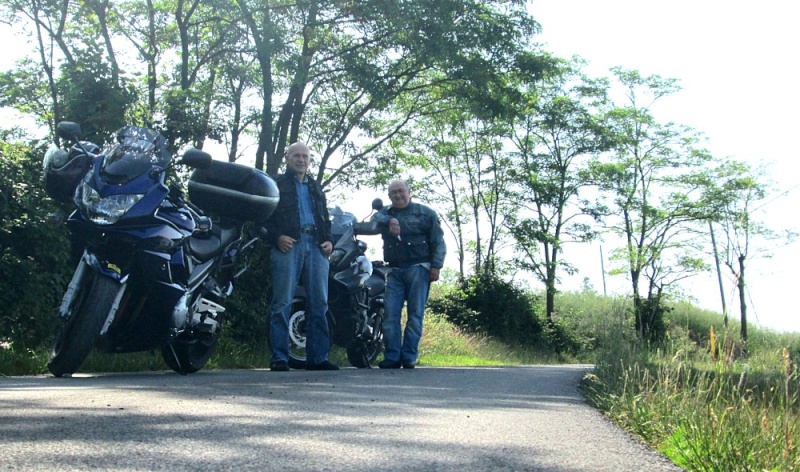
166, 344, 188, 375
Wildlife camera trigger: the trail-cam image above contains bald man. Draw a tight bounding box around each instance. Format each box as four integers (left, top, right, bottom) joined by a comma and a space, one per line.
265, 142, 337, 371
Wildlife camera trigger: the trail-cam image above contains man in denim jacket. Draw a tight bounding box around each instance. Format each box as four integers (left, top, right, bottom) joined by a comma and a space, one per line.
372, 180, 446, 369
265, 142, 338, 371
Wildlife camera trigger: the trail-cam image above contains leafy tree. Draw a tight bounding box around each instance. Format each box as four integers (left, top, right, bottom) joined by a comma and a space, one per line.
233, 0, 544, 180
506, 58, 611, 323
589, 67, 713, 342
381, 92, 518, 278
700, 160, 790, 352
1, 0, 136, 142
57, 59, 136, 144
3, 0, 547, 181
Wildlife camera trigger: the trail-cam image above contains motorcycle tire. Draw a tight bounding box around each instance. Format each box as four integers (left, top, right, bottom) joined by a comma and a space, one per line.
161, 330, 222, 375
48, 273, 118, 377
346, 339, 382, 368
287, 299, 309, 369
346, 306, 384, 368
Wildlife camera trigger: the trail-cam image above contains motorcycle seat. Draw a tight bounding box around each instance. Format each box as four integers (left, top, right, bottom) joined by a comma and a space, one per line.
189, 224, 238, 261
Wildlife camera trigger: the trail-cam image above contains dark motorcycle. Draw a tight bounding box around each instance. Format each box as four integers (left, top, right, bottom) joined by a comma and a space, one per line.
287, 200, 388, 368
43, 121, 278, 376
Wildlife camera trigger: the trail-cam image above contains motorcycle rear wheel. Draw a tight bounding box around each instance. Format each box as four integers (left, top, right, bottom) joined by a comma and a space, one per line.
161, 332, 221, 375
287, 299, 309, 369
48, 273, 118, 377
346, 339, 382, 368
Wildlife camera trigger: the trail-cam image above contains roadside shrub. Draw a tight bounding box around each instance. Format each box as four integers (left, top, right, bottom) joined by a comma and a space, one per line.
223, 239, 272, 346
428, 271, 543, 345
541, 317, 592, 358
1, 135, 73, 349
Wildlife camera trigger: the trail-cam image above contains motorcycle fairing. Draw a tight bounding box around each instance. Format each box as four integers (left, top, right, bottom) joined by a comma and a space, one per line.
79, 156, 169, 222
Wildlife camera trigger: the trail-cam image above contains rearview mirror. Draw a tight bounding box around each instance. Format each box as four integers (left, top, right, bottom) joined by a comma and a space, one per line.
56, 121, 82, 142
181, 149, 213, 170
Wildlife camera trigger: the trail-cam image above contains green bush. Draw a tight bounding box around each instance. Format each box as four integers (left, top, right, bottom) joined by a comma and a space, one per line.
221, 238, 272, 346
1, 134, 73, 349
427, 271, 543, 345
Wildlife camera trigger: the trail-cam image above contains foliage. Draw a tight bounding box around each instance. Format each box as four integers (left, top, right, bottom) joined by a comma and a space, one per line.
221, 238, 272, 346
56, 58, 136, 144
0, 60, 54, 130
385, 95, 516, 277
0, 132, 73, 348
583, 324, 800, 471
506, 57, 611, 322
589, 67, 714, 341
700, 159, 791, 349
3, 0, 549, 181
427, 270, 544, 345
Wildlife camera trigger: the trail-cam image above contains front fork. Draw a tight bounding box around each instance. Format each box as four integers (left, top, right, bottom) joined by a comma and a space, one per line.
58, 251, 128, 335
355, 291, 383, 340
58, 257, 89, 319
58, 251, 127, 317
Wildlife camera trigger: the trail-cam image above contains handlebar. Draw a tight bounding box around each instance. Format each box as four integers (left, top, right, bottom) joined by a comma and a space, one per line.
353, 221, 381, 236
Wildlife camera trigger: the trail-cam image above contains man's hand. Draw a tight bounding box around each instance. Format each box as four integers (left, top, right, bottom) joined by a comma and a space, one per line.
320, 240, 333, 257
388, 218, 401, 237
429, 267, 440, 282
276, 235, 297, 253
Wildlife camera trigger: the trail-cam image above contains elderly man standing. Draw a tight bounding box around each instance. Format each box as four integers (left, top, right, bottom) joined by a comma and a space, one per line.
265, 142, 338, 371
372, 180, 446, 369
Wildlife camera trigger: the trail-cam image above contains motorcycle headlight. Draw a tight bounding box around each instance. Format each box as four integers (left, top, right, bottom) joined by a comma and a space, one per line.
354, 255, 373, 277
43, 144, 69, 171
76, 179, 144, 225
328, 248, 346, 267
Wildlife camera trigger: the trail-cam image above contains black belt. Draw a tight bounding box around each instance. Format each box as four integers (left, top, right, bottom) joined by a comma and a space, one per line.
301, 226, 316, 234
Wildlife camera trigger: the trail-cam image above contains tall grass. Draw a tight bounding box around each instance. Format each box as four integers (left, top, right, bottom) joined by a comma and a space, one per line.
582, 328, 800, 470
418, 312, 562, 366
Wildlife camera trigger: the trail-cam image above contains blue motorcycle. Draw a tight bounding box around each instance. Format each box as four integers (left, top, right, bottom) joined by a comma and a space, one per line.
43, 122, 278, 376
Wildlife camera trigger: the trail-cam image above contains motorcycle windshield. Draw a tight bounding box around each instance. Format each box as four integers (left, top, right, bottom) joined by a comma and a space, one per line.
100, 126, 171, 184
329, 206, 356, 239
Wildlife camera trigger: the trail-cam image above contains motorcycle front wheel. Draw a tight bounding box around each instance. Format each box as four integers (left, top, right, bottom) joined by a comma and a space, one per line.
48, 272, 118, 377
346, 306, 384, 368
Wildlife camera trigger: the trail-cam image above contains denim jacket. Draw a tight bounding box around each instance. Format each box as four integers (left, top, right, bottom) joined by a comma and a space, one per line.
372, 202, 446, 269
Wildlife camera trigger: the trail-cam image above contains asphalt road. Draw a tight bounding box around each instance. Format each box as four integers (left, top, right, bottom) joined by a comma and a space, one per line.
0, 365, 682, 471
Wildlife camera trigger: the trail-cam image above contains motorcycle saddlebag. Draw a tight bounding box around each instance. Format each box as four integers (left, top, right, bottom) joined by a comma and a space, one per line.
44, 150, 93, 204
188, 161, 279, 224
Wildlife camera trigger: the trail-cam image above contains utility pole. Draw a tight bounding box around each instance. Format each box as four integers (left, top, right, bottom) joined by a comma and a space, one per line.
600, 245, 607, 296
708, 220, 728, 327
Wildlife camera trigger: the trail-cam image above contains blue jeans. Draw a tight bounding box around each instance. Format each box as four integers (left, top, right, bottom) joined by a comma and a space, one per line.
269, 233, 330, 365
382, 265, 430, 363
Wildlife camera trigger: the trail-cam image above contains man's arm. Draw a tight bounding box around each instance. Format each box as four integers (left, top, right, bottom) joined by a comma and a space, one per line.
428, 210, 447, 270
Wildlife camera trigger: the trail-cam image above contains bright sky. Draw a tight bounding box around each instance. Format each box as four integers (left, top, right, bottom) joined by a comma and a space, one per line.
529, 0, 800, 332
